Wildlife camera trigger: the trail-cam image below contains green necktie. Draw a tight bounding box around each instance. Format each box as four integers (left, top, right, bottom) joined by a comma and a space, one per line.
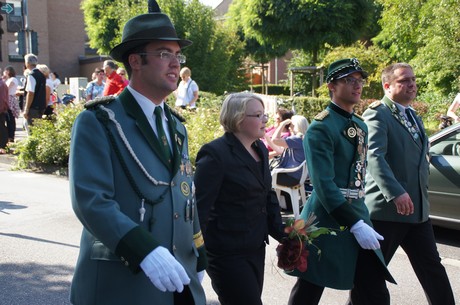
154, 106, 172, 162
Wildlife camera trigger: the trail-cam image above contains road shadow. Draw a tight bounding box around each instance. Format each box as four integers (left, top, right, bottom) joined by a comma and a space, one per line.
0, 200, 27, 215
0, 262, 73, 305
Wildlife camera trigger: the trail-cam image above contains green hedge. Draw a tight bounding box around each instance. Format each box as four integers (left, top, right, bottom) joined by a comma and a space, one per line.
11, 91, 441, 170
251, 84, 290, 96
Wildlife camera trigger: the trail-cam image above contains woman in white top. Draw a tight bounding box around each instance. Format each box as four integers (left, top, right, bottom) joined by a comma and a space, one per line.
447, 93, 460, 123
174, 67, 199, 109
3, 66, 20, 142
50, 72, 61, 91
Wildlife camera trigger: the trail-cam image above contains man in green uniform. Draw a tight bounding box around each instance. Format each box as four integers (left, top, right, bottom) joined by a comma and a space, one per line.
287, 58, 394, 305
351, 62, 455, 304
68, 2, 207, 304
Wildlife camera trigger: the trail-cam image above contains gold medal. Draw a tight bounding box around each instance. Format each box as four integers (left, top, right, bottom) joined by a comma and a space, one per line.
180, 181, 190, 196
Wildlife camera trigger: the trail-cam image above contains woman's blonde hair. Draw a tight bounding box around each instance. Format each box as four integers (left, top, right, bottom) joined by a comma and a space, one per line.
36, 64, 50, 76
180, 67, 191, 77
220, 93, 264, 133
291, 115, 309, 137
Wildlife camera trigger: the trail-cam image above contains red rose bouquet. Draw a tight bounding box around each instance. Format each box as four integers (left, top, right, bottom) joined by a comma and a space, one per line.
276, 213, 338, 273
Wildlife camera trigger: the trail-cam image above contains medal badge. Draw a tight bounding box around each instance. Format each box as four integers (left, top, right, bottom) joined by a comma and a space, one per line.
180, 181, 191, 197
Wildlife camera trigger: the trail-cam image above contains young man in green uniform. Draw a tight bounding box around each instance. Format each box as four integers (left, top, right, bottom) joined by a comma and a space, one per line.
287, 58, 394, 305
68, 2, 207, 304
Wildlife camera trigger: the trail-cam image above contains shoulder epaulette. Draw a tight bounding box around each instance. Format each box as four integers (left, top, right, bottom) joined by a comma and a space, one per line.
314, 110, 329, 121
168, 106, 186, 123
353, 113, 364, 121
84, 96, 116, 109
368, 100, 382, 109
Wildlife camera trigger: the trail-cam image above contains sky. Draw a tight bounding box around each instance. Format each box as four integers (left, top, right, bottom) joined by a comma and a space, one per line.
199, 0, 222, 8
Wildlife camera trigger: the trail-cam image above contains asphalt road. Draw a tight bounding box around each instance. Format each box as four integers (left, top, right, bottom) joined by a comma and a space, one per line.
0, 164, 459, 305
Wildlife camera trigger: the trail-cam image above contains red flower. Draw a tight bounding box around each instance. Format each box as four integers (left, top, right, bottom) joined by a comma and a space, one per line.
276, 214, 341, 273
276, 238, 310, 272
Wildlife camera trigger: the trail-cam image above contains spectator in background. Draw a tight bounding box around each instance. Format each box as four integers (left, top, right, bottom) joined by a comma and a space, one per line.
265, 115, 309, 187
446, 93, 460, 123
3, 66, 20, 143
85, 68, 105, 101
50, 72, 61, 91
36, 64, 54, 116
23, 53, 47, 126
262, 108, 294, 158
174, 67, 198, 109
102, 60, 126, 96
0, 77, 9, 153
117, 67, 129, 87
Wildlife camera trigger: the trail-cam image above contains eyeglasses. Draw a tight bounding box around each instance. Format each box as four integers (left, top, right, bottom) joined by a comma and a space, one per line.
137, 51, 186, 64
246, 113, 269, 120
339, 77, 367, 87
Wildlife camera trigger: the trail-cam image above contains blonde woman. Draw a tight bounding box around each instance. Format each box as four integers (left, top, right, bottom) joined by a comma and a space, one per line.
194, 93, 285, 305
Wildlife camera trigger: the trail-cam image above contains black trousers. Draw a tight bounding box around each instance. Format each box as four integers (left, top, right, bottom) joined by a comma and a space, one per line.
289, 248, 390, 305
351, 219, 454, 305
5, 109, 15, 141
206, 246, 265, 305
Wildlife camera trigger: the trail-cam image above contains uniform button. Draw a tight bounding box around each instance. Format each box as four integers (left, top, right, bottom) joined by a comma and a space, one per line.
173, 245, 177, 251
174, 212, 179, 219
124, 261, 129, 267
171, 181, 175, 187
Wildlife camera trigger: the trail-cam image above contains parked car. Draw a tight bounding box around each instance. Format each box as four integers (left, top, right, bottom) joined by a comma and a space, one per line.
428, 123, 460, 230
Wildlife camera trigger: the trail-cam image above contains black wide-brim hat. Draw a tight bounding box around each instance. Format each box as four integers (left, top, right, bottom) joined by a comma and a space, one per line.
110, 13, 192, 62
326, 58, 368, 83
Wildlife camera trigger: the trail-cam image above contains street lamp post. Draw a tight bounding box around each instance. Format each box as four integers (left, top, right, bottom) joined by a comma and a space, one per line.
22, 0, 31, 54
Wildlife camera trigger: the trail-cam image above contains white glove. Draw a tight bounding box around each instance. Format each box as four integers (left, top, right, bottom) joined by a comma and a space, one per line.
197, 270, 205, 283
140, 246, 190, 292
350, 220, 384, 250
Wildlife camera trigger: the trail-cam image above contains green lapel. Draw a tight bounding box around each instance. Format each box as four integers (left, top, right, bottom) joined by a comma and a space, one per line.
119, 90, 171, 170
382, 96, 422, 148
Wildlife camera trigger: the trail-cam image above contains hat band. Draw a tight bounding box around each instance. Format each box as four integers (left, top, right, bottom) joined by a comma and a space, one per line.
124, 26, 179, 42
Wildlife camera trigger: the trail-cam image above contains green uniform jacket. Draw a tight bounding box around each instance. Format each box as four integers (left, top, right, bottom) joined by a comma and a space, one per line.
288, 103, 392, 290
69, 89, 207, 305
363, 96, 430, 223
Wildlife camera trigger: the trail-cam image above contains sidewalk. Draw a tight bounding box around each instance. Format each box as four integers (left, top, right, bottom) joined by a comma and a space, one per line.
0, 116, 28, 167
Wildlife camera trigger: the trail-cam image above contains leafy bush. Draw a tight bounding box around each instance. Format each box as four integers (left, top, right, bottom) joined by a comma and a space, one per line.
13, 104, 83, 170
251, 84, 290, 96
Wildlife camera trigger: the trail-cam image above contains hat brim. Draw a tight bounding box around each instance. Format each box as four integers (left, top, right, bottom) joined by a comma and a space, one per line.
327, 69, 368, 83
334, 69, 368, 81
109, 38, 192, 62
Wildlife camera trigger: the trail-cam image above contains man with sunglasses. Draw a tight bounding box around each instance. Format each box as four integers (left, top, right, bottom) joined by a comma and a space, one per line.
68, 2, 207, 304
287, 58, 394, 305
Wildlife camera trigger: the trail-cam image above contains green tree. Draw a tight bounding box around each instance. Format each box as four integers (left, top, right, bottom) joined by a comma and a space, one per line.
375, 0, 460, 95
227, 2, 289, 93
81, 0, 247, 94
233, 0, 376, 64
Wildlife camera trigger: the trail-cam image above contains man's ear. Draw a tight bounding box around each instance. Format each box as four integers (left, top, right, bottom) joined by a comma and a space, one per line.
128, 54, 141, 71
383, 82, 390, 91
327, 82, 335, 92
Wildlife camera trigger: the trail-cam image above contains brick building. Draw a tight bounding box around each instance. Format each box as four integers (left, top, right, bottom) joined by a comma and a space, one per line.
0, 0, 103, 83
